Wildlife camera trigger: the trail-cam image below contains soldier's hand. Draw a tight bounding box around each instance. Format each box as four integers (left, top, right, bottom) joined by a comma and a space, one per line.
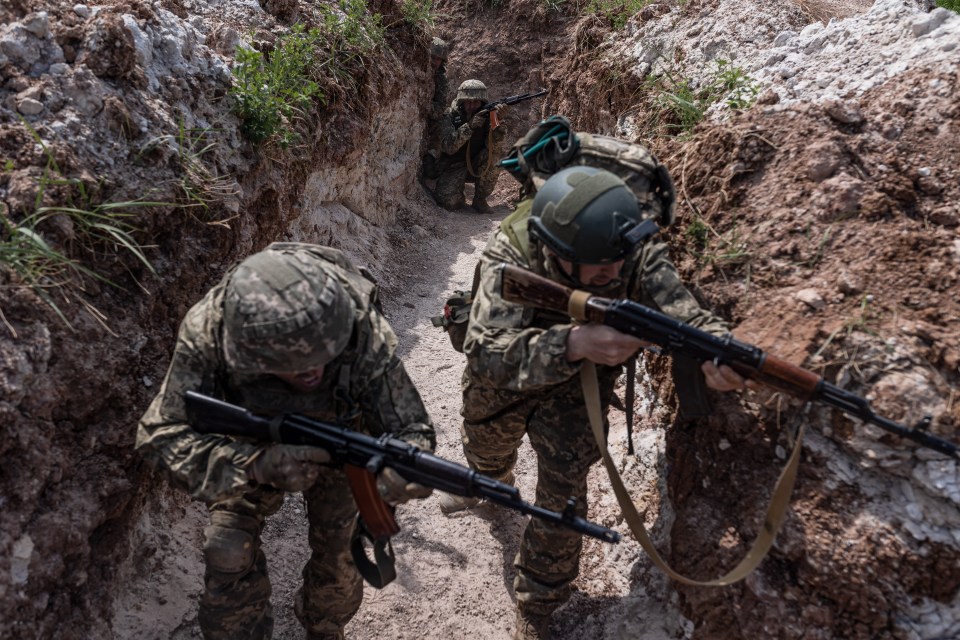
494, 103, 509, 118
701, 360, 759, 392
377, 466, 433, 506
245, 444, 331, 492
566, 324, 651, 366
469, 112, 487, 130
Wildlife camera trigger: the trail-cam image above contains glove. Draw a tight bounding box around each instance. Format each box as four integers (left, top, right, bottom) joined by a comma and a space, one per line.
245, 444, 331, 492
376, 466, 433, 506
469, 112, 488, 130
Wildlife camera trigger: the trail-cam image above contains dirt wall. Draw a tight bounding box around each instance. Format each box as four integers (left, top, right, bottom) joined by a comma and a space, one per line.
0, 1, 431, 638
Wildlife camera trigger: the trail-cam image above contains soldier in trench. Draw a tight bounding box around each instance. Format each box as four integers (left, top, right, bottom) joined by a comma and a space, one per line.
136, 243, 435, 640
437, 151, 752, 638
420, 36, 451, 189
428, 79, 509, 213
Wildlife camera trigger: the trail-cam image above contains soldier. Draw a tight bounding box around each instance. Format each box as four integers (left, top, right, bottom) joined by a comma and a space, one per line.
429, 36, 450, 129
421, 37, 451, 188
438, 166, 751, 639
136, 243, 435, 640
432, 79, 509, 213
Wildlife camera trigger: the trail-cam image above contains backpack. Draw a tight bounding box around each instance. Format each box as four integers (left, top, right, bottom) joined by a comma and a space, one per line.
500, 115, 677, 228
431, 118, 675, 352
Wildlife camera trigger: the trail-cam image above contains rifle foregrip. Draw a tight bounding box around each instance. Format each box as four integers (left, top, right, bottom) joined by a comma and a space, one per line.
499, 264, 573, 313
345, 465, 399, 542
751, 354, 822, 399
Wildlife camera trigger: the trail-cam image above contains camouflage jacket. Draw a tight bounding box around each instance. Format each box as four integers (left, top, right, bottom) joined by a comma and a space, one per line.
462, 201, 729, 400
425, 66, 448, 152
431, 66, 448, 122
438, 102, 507, 165
136, 247, 435, 505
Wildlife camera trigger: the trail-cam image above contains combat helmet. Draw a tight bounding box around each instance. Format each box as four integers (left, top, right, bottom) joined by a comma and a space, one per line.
456, 79, 488, 103
222, 248, 356, 374
430, 36, 449, 61
529, 166, 655, 265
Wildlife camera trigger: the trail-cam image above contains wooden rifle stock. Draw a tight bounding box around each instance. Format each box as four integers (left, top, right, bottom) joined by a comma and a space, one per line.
498, 263, 959, 459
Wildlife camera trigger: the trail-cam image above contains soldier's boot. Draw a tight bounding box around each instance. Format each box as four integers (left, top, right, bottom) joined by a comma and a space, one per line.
438, 470, 514, 514
472, 197, 492, 213
514, 606, 553, 640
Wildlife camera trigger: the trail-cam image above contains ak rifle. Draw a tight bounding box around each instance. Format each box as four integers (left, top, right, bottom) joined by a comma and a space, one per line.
184, 391, 621, 545
498, 263, 959, 460
478, 89, 547, 129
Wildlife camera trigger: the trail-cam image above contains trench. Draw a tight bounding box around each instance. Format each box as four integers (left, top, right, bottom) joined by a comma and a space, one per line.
4, 1, 960, 639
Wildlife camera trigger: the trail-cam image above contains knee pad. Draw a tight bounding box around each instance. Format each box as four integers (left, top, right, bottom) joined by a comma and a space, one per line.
203, 514, 259, 575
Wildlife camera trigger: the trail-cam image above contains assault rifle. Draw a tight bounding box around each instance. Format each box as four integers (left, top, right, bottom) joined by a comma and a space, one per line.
184, 391, 620, 585
478, 89, 547, 129
498, 264, 959, 460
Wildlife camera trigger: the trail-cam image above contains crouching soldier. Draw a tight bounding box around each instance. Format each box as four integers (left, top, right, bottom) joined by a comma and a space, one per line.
136, 243, 436, 640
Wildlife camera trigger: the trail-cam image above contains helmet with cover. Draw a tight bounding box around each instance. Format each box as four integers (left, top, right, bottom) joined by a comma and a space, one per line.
528, 166, 642, 265
430, 36, 450, 61
455, 79, 488, 103
222, 248, 356, 374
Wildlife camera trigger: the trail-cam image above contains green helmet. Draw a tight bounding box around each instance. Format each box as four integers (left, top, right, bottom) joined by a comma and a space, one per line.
528, 166, 647, 264
456, 79, 487, 103
222, 248, 356, 374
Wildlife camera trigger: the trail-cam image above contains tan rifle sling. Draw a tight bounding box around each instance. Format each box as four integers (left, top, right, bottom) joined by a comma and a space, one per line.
528, 212, 804, 584
578, 356, 805, 585
465, 126, 495, 179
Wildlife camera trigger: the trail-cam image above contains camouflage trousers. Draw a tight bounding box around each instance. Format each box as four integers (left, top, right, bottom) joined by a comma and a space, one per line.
460, 369, 618, 614
199, 467, 362, 640
433, 148, 500, 210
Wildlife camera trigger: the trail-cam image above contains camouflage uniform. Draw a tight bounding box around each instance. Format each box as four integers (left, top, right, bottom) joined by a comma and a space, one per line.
433, 100, 507, 210
459, 202, 728, 615
136, 243, 435, 640
422, 37, 449, 175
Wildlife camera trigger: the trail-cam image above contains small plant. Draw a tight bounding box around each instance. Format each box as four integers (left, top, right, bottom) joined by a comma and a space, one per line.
715, 59, 760, 110
231, 3, 388, 145
844, 294, 880, 336
139, 119, 239, 214
541, 0, 566, 11
400, 0, 436, 30
936, 0, 959, 13
685, 216, 709, 250
230, 25, 326, 144
1, 122, 163, 327
682, 215, 751, 270
2, 159, 13, 172
645, 58, 759, 136
583, 0, 649, 30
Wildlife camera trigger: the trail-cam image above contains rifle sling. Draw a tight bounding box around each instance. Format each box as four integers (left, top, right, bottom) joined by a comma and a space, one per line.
466, 126, 495, 179
350, 516, 397, 589
580, 361, 804, 586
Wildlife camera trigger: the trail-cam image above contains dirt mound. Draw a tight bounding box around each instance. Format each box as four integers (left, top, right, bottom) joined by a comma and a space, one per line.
656, 63, 960, 639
